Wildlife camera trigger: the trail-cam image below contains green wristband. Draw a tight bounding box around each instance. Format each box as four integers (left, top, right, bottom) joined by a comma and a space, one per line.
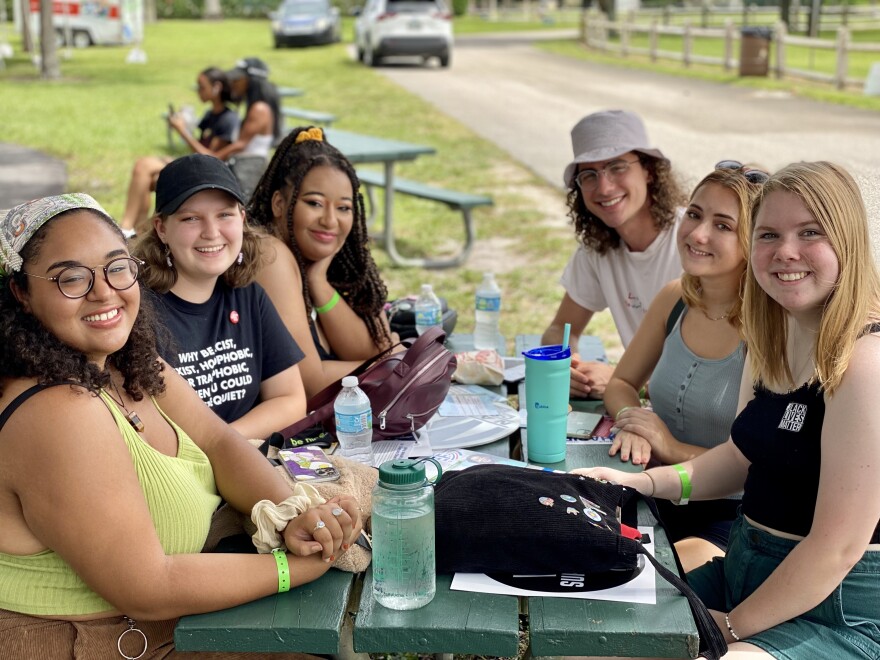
314, 290, 340, 315
672, 464, 691, 505
271, 547, 291, 593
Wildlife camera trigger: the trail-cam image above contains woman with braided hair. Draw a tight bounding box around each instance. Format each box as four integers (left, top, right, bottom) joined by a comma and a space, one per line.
249, 126, 395, 398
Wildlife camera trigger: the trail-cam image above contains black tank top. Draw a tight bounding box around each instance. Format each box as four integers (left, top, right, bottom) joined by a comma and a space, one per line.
732, 326, 880, 543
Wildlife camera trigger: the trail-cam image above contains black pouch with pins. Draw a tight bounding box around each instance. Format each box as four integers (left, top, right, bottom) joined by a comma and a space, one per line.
433, 465, 728, 660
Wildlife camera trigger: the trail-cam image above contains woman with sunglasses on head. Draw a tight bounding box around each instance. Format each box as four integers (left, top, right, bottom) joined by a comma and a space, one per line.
578, 161, 880, 659
603, 163, 766, 573
134, 154, 307, 440
120, 66, 240, 238
541, 110, 687, 400
248, 126, 396, 399
0, 194, 360, 658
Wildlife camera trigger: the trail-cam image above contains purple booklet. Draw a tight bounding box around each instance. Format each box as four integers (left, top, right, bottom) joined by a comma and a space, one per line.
278, 447, 341, 483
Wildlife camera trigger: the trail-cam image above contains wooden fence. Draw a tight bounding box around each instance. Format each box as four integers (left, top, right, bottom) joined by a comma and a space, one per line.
581, 11, 880, 90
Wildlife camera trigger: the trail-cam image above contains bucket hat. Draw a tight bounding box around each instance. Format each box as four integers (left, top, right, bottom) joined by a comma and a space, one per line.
155, 154, 245, 216
563, 110, 666, 187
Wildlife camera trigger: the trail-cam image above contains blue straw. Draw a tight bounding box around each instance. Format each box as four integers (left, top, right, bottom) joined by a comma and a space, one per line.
562, 323, 571, 352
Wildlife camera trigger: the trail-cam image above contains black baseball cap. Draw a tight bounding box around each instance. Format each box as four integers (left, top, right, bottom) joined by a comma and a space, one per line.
155, 154, 245, 216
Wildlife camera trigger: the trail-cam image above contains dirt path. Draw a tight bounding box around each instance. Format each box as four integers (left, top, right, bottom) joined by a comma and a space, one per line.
371, 30, 880, 247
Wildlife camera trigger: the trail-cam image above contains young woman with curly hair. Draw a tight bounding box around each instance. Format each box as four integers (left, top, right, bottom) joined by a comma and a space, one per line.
134, 154, 306, 440
541, 109, 687, 400
248, 126, 395, 399
0, 194, 360, 658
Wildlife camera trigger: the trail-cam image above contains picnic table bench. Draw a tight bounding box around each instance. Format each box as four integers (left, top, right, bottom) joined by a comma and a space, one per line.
356, 168, 493, 269
281, 106, 337, 128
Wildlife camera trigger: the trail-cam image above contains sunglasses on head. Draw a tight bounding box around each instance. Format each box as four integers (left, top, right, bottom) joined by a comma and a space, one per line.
714, 160, 770, 184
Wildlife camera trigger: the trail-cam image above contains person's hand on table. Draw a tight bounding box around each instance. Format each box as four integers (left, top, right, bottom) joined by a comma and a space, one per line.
570, 467, 652, 496
569, 356, 613, 399
614, 408, 680, 465
608, 429, 653, 466
282, 495, 362, 562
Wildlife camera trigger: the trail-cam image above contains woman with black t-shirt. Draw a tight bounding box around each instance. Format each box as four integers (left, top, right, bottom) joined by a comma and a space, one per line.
577, 161, 880, 659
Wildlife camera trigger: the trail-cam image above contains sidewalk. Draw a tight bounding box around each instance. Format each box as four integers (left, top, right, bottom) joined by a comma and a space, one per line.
0, 143, 67, 210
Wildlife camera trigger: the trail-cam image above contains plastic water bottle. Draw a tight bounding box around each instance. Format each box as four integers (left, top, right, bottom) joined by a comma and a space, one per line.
372, 458, 441, 610
333, 376, 373, 465
473, 272, 501, 350
414, 284, 442, 336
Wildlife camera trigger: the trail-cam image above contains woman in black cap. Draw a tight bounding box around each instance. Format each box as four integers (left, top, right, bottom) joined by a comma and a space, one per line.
169, 57, 281, 203
134, 153, 307, 440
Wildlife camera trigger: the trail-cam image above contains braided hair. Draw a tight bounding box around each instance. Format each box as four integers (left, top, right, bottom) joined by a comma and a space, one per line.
248, 126, 390, 347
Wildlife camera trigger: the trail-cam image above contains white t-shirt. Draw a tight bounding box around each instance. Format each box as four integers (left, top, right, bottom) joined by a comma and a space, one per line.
560, 217, 683, 348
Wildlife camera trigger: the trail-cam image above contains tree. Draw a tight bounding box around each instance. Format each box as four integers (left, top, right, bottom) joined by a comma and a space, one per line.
39, 0, 60, 79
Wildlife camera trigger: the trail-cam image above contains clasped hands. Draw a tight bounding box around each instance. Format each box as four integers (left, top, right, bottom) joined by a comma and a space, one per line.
609, 407, 679, 466
282, 494, 362, 563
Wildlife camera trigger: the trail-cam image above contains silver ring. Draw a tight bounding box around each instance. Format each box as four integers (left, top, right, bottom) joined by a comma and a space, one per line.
313, 520, 326, 533
117, 627, 147, 660
331, 507, 344, 517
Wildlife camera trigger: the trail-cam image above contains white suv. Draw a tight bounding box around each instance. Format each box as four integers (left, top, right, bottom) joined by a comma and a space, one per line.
354, 0, 453, 68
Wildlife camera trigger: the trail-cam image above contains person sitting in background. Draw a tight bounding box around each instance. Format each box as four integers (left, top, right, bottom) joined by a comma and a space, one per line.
578, 161, 880, 659
0, 194, 360, 657
171, 57, 281, 203
248, 126, 396, 399
603, 163, 766, 573
541, 109, 687, 399
120, 66, 240, 238
134, 154, 306, 440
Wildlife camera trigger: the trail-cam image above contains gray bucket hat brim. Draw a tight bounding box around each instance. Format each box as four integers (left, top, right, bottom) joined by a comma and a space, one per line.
563, 110, 666, 187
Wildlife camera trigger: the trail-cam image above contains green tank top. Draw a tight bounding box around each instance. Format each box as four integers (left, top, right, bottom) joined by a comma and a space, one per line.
0, 392, 221, 616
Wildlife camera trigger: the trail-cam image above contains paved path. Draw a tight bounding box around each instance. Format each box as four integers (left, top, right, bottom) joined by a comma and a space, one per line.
371, 30, 880, 246
0, 143, 67, 210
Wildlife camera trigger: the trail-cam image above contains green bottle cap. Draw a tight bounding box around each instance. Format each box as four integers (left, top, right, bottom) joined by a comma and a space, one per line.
378, 459, 426, 486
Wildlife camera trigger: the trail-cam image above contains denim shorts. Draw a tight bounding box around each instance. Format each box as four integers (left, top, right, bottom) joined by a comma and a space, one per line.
688, 516, 880, 659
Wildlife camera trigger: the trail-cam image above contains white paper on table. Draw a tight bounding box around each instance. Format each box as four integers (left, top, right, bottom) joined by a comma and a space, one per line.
370, 440, 416, 466
567, 438, 614, 445
450, 526, 657, 605
503, 357, 525, 382
438, 384, 508, 417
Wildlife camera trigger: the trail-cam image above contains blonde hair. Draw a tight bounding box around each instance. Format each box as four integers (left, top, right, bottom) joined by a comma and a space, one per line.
742, 161, 880, 396
133, 209, 266, 294
680, 168, 762, 330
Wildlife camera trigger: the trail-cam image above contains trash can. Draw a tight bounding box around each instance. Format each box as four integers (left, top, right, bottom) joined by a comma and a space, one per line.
739, 26, 772, 77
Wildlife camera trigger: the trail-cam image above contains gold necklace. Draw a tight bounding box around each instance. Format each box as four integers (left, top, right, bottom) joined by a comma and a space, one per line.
703, 308, 731, 322
104, 381, 145, 433
787, 334, 815, 393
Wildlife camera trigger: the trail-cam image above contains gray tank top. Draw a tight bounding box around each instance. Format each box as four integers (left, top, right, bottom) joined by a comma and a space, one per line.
650, 306, 745, 451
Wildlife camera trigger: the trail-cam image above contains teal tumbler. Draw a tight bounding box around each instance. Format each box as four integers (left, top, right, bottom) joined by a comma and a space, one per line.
523, 345, 571, 463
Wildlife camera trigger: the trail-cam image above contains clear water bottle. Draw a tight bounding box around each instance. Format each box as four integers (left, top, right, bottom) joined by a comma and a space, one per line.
371, 458, 442, 610
414, 284, 442, 336
473, 272, 501, 350
334, 376, 373, 465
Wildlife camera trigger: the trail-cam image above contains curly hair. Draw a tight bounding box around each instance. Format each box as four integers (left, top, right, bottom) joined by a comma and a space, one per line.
247, 126, 390, 347
0, 210, 166, 400
133, 206, 267, 294
566, 155, 687, 255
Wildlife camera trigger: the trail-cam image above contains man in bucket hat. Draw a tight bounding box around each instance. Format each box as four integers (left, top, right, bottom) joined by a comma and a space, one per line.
542, 110, 686, 399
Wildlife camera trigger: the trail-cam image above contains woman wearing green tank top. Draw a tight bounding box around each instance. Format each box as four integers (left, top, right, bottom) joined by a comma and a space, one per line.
0, 194, 361, 658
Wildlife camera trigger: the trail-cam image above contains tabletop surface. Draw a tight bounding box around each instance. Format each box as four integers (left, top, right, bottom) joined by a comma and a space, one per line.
324, 128, 436, 164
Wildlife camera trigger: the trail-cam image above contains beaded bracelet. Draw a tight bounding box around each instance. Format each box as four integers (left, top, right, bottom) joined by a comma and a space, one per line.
315, 290, 340, 315
725, 612, 741, 641
271, 547, 291, 593
672, 464, 692, 505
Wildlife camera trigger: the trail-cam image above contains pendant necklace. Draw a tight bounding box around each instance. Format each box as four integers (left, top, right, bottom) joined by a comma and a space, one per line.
104, 381, 146, 433
703, 308, 731, 322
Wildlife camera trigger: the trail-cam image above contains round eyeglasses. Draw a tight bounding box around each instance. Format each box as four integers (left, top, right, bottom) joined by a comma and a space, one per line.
23, 256, 144, 299
575, 157, 641, 191
714, 160, 770, 184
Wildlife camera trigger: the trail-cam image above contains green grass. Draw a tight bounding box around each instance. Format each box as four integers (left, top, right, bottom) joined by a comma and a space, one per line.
0, 19, 616, 354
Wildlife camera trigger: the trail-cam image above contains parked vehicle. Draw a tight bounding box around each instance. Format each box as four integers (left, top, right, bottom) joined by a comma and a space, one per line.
354, 0, 453, 68
14, 0, 141, 48
270, 0, 341, 48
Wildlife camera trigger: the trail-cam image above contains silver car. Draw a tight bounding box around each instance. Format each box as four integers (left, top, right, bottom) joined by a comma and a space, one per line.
271, 0, 342, 48
354, 0, 453, 68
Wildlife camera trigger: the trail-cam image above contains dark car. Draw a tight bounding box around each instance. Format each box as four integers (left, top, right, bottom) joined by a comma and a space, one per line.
271, 0, 342, 48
